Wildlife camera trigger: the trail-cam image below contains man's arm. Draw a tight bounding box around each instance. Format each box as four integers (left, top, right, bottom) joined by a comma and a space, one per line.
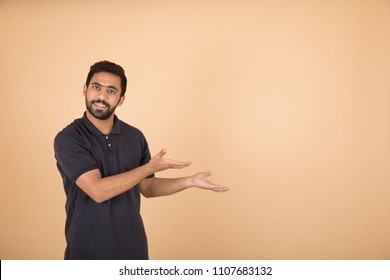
75, 149, 191, 203
139, 171, 230, 198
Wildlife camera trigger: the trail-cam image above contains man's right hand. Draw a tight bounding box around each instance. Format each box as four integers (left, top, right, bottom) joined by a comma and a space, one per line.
147, 149, 192, 173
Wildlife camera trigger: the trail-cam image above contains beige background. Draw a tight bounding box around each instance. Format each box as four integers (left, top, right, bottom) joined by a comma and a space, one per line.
1, 0, 390, 259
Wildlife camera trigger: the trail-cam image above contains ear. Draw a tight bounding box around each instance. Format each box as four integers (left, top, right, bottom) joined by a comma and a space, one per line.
83, 85, 87, 96
118, 95, 125, 107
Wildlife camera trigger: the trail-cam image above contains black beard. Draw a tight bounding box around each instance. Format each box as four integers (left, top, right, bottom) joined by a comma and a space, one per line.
86, 99, 117, 120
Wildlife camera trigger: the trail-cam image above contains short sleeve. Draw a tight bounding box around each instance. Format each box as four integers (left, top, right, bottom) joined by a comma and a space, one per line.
54, 131, 98, 183
141, 135, 154, 179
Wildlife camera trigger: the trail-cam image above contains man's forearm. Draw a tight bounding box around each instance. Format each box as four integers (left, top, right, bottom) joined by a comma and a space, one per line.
76, 164, 155, 203
76, 149, 192, 203
140, 177, 193, 198
140, 171, 230, 198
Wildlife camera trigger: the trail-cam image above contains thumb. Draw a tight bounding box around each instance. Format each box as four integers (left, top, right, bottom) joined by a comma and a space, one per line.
197, 171, 212, 177
156, 149, 167, 158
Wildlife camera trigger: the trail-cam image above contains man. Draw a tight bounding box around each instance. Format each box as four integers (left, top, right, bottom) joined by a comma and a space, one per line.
54, 61, 229, 260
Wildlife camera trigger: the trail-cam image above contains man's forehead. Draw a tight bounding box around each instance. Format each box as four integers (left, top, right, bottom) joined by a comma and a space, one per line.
91, 72, 121, 85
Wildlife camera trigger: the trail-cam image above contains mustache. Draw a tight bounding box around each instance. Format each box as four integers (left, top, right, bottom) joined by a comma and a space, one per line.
92, 100, 109, 107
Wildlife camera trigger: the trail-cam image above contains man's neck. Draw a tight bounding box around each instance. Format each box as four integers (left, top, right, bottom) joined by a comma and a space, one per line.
85, 111, 114, 135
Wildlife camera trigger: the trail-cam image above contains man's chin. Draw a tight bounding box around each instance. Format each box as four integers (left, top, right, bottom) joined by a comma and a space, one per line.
93, 113, 112, 120
88, 108, 113, 120
86, 100, 118, 121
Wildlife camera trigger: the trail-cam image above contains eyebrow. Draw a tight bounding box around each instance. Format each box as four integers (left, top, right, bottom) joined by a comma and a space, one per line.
91, 82, 119, 92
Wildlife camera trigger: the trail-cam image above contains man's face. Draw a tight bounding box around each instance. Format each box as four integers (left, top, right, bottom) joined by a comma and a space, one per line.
84, 72, 124, 120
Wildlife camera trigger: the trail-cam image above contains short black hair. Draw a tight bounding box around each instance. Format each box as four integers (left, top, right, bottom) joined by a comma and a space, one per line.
86, 61, 127, 96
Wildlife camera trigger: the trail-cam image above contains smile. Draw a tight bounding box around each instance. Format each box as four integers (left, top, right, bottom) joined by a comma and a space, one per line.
93, 101, 108, 108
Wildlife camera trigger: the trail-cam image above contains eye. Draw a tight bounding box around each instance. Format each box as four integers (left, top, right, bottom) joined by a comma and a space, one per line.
108, 89, 117, 95
92, 85, 101, 90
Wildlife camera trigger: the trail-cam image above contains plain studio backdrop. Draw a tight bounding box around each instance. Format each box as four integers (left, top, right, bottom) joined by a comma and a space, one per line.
0, 0, 389, 259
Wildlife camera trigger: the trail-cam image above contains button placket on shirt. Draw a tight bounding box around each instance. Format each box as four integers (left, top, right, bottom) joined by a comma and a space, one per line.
105, 135, 113, 152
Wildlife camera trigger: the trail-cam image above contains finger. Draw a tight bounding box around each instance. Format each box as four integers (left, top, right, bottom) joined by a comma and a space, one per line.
197, 171, 212, 177
168, 159, 192, 168
205, 182, 229, 191
153, 149, 167, 159
210, 185, 230, 192
213, 189, 230, 192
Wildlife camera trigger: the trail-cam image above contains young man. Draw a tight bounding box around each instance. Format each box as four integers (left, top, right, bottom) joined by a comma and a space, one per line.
54, 61, 229, 260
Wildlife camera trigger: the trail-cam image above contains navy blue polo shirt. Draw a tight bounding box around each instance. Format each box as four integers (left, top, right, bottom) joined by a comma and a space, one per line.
54, 112, 153, 260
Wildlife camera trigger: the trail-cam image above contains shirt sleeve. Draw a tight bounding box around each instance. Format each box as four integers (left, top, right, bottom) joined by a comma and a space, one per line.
54, 131, 99, 183
141, 135, 155, 179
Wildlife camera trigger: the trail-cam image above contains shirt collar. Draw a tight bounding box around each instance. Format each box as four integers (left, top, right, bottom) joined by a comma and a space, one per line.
82, 112, 121, 136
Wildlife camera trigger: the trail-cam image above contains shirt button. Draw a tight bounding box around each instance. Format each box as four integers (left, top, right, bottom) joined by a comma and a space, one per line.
108, 144, 111, 147
105, 136, 109, 139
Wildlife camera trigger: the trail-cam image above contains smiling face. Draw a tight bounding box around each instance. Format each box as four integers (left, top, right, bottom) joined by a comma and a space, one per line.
84, 72, 125, 120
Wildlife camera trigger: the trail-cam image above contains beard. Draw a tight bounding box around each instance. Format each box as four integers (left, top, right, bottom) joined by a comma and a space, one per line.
85, 98, 119, 120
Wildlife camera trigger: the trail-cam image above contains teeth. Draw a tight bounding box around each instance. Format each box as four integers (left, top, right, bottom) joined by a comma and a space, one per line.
94, 102, 107, 108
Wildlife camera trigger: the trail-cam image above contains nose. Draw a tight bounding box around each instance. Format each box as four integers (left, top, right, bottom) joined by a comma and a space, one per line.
96, 89, 109, 101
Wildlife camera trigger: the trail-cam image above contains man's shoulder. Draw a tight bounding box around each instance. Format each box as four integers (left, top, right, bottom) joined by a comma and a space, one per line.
57, 117, 84, 134
117, 119, 145, 138
54, 117, 85, 145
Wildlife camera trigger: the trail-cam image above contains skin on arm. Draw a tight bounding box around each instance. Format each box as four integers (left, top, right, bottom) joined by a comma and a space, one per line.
140, 149, 229, 197
75, 149, 192, 203
140, 171, 229, 198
